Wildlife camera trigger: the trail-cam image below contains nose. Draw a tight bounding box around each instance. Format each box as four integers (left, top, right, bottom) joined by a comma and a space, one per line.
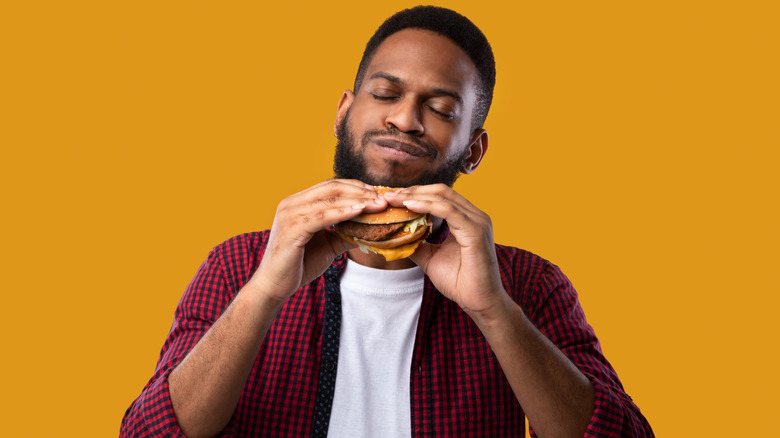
385, 97, 424, 136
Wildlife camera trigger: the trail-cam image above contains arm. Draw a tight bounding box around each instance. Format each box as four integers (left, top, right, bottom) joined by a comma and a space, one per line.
469, 292, 596, 437
121, 180, 388, 438
523, 262, 654, 437
165, 273, 284, 438
120, 240, 238, 437
390, 184, 652, 437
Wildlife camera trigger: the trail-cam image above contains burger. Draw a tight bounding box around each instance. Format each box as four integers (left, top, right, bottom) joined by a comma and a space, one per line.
335, 186, 432, 261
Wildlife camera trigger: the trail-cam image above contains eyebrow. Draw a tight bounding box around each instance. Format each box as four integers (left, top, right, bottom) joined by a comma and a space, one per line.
368, 71, 464, 105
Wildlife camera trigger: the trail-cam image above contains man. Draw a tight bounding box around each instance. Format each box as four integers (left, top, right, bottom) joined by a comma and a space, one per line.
121, 6, 653, 438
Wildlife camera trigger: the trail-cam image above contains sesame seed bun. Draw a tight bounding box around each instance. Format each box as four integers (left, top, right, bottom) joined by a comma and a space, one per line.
350, 207, 424, 225
334, 186, 432, 261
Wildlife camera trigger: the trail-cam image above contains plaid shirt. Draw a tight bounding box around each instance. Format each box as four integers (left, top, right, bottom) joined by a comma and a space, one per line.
121, 226, 653, 437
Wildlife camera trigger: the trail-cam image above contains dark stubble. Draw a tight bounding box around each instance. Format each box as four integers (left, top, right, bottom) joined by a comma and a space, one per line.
333, 112, 469, 188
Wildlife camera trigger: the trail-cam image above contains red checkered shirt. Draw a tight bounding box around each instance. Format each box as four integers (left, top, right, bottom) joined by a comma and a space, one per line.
121, 226, 653, 437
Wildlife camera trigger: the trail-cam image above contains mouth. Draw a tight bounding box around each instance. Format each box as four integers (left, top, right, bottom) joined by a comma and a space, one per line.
371, 138, 431, 158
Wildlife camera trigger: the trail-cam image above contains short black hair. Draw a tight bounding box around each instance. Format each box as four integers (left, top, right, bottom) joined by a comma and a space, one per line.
353, 6, 496, 131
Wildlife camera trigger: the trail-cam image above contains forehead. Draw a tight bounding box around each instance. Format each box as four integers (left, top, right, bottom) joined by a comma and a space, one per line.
364, 28, 479, 101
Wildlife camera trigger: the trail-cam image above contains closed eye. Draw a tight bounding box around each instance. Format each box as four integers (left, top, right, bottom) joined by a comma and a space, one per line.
370, 93, 399, 102
428, 105, 455, 120
372, 94, 398, 102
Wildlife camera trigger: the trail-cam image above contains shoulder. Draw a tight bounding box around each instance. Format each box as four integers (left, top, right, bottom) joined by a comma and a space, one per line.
211, 230, 270, 259
493, 243, 573, 310
494, 242, 556, 285
204, 230, 271, 289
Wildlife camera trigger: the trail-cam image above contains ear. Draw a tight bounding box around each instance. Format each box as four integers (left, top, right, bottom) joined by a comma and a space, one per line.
461, 129, 489, 174
334, 90, 355, 137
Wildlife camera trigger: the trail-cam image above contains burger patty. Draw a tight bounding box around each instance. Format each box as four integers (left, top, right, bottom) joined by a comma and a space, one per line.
338, 221, 406, 242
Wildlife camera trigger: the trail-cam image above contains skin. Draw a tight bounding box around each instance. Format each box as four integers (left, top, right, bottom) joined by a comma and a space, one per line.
169, 29, 595, 438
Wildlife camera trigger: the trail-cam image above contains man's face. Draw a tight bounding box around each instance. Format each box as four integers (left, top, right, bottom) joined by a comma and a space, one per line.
333, 110, 469, 187
333, 28, 485, 187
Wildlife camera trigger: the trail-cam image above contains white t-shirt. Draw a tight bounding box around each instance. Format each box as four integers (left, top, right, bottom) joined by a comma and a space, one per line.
326, 260, 425, 438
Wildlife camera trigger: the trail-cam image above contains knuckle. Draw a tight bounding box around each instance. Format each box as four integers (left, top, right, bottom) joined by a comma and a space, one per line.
277, 197, 292, 210
310, 196, 337, 211
299, 209, 326, 224
441, 202, 456, 215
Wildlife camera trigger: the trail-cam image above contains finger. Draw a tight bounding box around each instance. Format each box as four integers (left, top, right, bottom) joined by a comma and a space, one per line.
388, 194, 482, 228
286, 202, 390, 237
394, 195, 492, 244
332, 178, 377, 190
297, 179, 381, 202
283, 181, 388, 219
408, 241, 435, 272
385, 184, 473, 215
397, 198, 474, 230
323, 229, 358, 253
304, 194, 387, 215
395, 183, 460, 199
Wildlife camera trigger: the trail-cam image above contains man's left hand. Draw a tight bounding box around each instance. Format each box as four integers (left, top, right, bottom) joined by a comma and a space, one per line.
385, 184, 509, 318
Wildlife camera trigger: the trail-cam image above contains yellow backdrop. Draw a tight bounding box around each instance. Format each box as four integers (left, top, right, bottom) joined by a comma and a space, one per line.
2, 1, 778, 436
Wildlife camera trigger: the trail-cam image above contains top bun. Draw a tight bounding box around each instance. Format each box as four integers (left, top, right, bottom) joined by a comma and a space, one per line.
350, 186, 421, 224
372, 186, 398, 195
350, 207, 423, 224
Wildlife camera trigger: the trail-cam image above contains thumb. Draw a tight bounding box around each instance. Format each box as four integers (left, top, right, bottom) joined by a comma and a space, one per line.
409, 242, 436, 272
324, 229, 358, 256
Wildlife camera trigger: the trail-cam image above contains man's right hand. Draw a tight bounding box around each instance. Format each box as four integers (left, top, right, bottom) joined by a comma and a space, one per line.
246, 179, 388, 304
168, 179, 387, 438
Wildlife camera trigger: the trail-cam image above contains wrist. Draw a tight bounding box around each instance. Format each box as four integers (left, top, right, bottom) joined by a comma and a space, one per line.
239, 280, 289, 315
466, 291, 525, 332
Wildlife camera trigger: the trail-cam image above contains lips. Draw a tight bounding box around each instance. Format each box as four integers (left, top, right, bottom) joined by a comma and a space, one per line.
371, 138, 431, 158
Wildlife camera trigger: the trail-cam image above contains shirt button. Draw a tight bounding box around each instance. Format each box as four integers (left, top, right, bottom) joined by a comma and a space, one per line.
335, 253, 343, 261
324, 360, 336, 372
330, 294, 341, 304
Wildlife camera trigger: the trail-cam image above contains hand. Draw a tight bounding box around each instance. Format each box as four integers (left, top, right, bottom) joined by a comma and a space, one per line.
247, 179, 388, 303
385, 184, 509, 317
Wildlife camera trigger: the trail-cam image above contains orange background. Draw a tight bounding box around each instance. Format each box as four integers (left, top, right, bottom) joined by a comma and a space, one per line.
2, 1, 778, 436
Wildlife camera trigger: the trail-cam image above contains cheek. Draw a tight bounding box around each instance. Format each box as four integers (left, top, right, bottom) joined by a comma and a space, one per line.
350, 96, 384, 123
428, 126, 471, 159
348, 113, 378, 142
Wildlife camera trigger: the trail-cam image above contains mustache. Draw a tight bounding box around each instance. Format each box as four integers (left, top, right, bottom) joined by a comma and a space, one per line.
361, 127, 438, 159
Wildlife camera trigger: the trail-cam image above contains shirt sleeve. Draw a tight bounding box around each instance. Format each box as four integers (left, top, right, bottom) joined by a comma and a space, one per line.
120, 244, 238, 437
525, 262, 654, 438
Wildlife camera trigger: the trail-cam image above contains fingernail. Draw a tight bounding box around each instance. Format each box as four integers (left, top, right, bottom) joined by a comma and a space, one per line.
374, 198, 385, 205
402, 200, 418, 206
383, 191, 397, 199
352, 203, 366, 210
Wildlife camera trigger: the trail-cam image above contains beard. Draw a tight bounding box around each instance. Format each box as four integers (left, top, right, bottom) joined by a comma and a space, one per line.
333, 113, 470, 188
